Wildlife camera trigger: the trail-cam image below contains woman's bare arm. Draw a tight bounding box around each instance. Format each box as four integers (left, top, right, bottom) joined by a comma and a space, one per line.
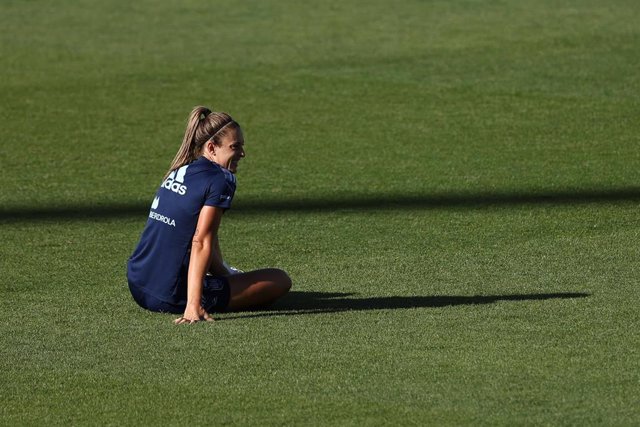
175, 205, 224, 324
208, 234, 229, 276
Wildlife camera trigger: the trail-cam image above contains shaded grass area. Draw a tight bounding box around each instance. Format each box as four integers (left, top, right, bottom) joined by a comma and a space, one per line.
2, 0, 640, 425
222, 290, 592, 320
3, 187, 640, 222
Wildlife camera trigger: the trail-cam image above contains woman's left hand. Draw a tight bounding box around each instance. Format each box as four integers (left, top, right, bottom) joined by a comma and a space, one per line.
174, 304, 214, 324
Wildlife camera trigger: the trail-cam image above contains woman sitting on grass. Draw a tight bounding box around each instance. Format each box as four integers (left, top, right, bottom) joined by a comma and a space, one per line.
127, 106, 291, 324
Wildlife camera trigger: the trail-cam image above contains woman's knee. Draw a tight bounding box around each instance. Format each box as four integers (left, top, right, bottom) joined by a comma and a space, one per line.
265, 268, 292, 292
227, 268, 291, 311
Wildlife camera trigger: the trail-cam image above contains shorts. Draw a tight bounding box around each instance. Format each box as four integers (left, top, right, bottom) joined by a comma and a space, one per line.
129, 275, 231, 314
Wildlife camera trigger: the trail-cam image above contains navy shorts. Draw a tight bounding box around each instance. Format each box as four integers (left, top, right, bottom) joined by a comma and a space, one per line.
129, 276, 231, 314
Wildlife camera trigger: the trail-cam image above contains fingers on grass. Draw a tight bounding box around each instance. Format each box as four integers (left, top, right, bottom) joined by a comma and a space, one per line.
174, 315, 214, 324
174, 317, 192, 325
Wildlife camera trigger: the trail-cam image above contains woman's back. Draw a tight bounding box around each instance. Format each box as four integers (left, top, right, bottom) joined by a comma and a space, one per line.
127, 157, 237, 304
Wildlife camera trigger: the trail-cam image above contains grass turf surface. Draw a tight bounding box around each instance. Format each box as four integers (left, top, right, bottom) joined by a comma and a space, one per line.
1, 0, 640, 425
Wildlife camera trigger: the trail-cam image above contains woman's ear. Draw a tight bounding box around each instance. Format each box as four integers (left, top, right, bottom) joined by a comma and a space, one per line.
204, 140, 216, 156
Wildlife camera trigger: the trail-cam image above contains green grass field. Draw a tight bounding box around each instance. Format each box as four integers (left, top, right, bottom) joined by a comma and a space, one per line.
2, 0, 639, 425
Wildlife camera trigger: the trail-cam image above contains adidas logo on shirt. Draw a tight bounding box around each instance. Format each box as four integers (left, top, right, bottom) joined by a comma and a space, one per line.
162, 165, 189, 195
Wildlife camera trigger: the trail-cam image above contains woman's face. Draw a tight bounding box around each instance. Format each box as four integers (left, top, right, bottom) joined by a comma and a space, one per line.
211, 127, 245, 173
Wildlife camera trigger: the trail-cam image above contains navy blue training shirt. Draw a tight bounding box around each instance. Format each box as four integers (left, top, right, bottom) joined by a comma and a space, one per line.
127, 156, 236, 305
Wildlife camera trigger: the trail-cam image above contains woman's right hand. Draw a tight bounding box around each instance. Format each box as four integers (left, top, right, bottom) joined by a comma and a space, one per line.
174, 304, 214, 324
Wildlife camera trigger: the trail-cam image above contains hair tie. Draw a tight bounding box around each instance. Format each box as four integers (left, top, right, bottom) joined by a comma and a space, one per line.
199, 109, 213, 121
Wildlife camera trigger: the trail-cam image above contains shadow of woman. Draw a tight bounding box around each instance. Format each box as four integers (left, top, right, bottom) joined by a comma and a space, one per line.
218, 291, 590, 320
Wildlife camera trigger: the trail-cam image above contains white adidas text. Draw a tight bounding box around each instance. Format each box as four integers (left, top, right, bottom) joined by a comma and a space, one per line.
162, 179, 187, 195
162, 165, 189, 195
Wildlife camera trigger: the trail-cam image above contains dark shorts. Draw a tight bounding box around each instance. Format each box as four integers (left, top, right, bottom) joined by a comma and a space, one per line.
129, 275, 231, 314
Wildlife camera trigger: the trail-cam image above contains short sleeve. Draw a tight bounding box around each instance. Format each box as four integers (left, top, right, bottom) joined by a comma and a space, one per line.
204, 169, 236, 209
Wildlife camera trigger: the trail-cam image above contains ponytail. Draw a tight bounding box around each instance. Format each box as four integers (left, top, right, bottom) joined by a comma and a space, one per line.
165, 106, 238, 179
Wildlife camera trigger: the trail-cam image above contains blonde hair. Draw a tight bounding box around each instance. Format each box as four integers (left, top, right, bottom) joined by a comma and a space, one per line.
165, 106, 239, 178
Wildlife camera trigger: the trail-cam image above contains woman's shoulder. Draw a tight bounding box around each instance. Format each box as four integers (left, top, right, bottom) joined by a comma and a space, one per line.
190, 157, 236, 186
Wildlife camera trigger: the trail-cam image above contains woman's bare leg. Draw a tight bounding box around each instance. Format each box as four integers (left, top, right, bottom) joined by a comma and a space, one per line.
227, 268, 292, 311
